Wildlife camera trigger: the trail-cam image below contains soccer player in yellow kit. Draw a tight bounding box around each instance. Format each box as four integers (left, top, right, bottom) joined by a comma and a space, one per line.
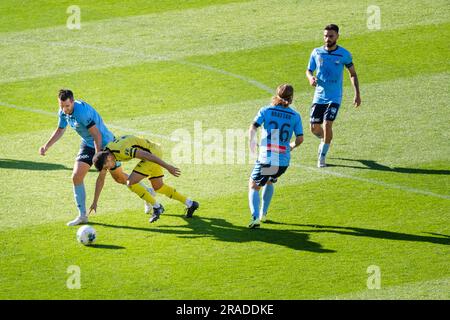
90, 135, 199, 222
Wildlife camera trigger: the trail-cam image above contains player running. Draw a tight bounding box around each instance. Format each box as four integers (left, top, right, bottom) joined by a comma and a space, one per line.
39, 89, 154, 226
248, 84, 304, 228
306, 24, 361, 167
91, 135, 199, 223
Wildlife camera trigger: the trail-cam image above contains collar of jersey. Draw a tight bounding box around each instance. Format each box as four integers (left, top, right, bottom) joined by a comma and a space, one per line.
323, 45, 340, 53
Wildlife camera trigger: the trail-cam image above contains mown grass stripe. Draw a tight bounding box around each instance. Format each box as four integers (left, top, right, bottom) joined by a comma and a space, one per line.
1, 0, 448, 83
1, 94, 448, 201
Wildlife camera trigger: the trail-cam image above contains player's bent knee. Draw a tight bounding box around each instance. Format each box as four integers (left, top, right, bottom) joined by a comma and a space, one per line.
72, 162, 90, 185
72, 173, 85, 185
151, 181, 164, 191
149, 177, 164, 190
310, 123, 321, 133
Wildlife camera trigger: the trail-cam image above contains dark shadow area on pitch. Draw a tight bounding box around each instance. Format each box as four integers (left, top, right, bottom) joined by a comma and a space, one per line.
91, 216, 336, 253
87, 244, 126, 250
0, 158, 72, 171
265, 222, 450, 246
328, 157, 450, 175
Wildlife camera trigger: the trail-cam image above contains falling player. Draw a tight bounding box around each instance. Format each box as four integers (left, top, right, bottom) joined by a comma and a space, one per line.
91, 135, 199, 223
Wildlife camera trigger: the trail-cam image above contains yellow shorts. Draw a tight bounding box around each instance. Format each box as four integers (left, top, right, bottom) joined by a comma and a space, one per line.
132, 144, 164, 179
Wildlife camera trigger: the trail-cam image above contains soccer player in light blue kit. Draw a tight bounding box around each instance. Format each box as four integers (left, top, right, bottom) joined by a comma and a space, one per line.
39, 89, 155, 226
248, 84, 304, 228
306, 24, 361, 167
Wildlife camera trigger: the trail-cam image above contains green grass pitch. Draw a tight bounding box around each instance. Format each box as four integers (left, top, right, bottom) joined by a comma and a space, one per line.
0, 0, 449, 299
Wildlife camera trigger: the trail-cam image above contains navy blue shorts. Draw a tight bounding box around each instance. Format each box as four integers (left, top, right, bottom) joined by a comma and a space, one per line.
75, 144, 96, 166
310, 103, 340, 124
250, 161, 288, 187
75, 143, 122, 170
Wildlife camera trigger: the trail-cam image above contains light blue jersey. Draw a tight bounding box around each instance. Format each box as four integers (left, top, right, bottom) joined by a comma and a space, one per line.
58, 100, 114, 148
307, 45, 353, 105
253, 104, 303, 166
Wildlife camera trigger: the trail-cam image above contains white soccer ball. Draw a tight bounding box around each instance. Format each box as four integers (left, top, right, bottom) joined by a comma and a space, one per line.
76, 225, 96, 245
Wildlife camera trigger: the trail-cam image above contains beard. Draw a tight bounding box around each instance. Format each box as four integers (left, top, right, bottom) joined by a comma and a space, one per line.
325, 41, 336, 48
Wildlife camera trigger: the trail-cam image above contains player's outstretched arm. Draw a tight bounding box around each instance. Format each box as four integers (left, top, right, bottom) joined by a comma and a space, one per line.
89, 169, 107, 215
135, 149, 181, 177
39, 127, 66, 155
347, 65, 361, 107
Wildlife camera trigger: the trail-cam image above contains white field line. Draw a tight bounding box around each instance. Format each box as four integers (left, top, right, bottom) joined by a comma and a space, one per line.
2, 0, 449, 84
1, 101, 449, 201
107, 124, 180, 142
0, 101, 55, 116
0, 101, 178, 142
176, 60, 273, 93
1, 37, 275, 93
293, 164, 450, 200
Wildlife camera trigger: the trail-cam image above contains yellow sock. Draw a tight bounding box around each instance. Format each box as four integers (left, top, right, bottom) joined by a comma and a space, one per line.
156, 184, 187, 205
128, 183, 156, 205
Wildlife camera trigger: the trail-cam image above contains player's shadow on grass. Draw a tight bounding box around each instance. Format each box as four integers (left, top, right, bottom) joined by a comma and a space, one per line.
0, 158, 72, 171
264, 222, 450, 246
91, 217, 336, 253
328, 158, 450, 175
87, 244, 126, 250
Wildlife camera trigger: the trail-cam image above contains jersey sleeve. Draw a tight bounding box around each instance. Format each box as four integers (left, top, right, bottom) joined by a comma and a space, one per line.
294, 114, 303, 136
57, 111, 67, 129
127, 147, 139, 158
344, 51, 353, 68
253, 107, 265, 127
78, 103, 96, 129
307, 50, 317, 72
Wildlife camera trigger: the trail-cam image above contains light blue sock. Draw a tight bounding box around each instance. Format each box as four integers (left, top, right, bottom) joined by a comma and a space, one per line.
320, 143, 330, 158
248, 188, 260, 220
261, 184, 274, 216
73, 183, 86, 217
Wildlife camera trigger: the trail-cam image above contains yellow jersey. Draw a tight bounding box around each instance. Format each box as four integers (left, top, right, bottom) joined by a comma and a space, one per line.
105, 135, 161, 162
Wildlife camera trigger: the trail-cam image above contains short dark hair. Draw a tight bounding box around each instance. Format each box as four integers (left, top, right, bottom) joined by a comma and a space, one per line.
324, 24, 339, 33
58, 89, 74, 101
93, 150, 110, 171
